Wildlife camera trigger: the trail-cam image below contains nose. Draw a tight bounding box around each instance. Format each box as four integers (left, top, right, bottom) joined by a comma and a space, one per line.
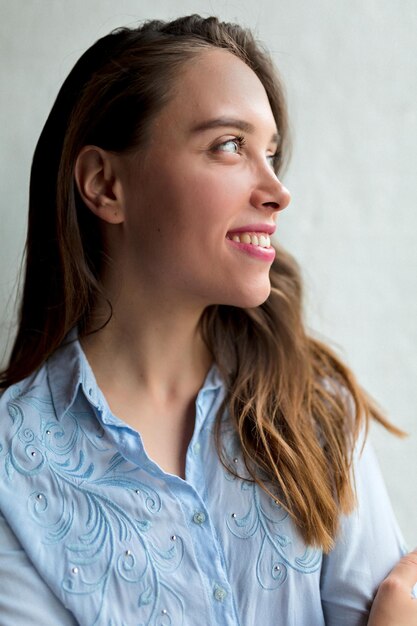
250, 165, 291, 214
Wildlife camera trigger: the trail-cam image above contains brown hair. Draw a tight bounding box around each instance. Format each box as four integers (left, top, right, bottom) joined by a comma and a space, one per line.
0, 14, 400, 551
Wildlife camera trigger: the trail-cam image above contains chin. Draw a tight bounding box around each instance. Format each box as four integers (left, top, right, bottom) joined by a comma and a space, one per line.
223, 282, 272, 309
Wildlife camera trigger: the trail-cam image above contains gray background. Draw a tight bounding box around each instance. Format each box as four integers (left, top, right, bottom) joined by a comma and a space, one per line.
1, 1, 416, 546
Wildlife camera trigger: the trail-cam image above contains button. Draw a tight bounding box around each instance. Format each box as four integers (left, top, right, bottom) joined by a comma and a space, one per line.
193, 442, 201, 455
213, 584, 227, 602
193, 511, 206, 525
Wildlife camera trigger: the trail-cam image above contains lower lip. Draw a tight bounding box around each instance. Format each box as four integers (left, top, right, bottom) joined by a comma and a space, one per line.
226, 238, 276, 262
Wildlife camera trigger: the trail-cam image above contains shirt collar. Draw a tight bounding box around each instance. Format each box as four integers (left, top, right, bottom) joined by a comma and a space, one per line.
47, 328, 225, 423
46, 328, 83, 419
47, 327, 112, 421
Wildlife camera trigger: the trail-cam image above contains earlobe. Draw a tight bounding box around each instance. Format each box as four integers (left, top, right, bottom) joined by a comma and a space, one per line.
74, 146, 124, 224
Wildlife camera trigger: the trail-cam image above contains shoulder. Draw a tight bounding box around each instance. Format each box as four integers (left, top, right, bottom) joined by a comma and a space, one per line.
0, 364, 50, 407
0, 365, 51, 428
0, 364, 56, 485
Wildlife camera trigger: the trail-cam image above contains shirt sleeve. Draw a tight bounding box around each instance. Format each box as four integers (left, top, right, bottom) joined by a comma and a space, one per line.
0, 510, 78, 626
320, 436, 406, 626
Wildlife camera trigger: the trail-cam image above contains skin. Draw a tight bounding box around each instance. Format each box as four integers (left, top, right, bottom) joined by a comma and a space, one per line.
368, 549, 417, 625
75, 48, 290, 477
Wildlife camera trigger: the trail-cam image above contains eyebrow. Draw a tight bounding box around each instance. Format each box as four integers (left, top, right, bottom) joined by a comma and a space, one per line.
190, 116, 280, 145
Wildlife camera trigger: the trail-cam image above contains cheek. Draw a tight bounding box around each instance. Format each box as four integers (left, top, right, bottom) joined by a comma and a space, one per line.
177, 167, 248, 223
125, 159, 249, 251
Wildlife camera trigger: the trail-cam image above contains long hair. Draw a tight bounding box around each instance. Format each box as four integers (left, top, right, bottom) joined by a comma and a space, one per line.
0, 14, 401, 551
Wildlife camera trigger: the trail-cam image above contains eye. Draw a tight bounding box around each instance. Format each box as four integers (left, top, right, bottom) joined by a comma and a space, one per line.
214, 135, 246, 154
267, 151, 280, 170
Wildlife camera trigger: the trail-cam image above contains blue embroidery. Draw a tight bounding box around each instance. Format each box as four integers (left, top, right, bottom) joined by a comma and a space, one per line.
226, 480, 321, 589
223, 432, 321, 590
4, 395, 185, 626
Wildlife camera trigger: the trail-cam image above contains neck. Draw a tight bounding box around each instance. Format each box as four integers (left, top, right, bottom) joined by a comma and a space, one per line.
80, 284, 212, 403
79, 259, 215, 479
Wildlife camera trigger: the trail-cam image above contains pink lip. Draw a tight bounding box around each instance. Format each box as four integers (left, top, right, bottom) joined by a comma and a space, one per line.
227, 223, 276, 236
226, 238, 276, 262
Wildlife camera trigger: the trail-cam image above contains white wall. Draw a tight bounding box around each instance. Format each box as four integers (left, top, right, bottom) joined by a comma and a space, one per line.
1, 0, 416, 546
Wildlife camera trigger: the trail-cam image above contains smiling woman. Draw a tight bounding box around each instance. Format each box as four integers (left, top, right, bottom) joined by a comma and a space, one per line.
80, 47, 291, 317
0, 13, 413, 626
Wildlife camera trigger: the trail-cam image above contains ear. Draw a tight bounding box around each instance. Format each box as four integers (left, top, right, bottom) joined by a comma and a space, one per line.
74, 146, 124, 224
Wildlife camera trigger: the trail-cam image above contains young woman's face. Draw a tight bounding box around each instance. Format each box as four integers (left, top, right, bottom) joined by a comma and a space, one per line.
118, 47, 291, 310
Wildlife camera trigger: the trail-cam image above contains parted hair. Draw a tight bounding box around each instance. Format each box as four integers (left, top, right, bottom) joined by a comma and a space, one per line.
0, 14, 400, 551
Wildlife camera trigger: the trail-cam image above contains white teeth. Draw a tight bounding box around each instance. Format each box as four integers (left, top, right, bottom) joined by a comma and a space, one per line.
228, 232, 271, 248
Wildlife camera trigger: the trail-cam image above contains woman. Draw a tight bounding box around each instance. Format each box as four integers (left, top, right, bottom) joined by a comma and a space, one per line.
0, 13, 412, 625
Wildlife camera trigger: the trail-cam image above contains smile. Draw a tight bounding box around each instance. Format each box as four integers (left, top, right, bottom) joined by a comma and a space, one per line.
226, 232, 271, 248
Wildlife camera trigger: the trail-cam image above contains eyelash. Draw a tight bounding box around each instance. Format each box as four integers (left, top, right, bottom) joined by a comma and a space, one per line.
213, 134, 246, 154
214, 134, 279, 168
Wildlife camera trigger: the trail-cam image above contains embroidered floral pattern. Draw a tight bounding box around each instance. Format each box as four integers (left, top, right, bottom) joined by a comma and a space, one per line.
222, 431, 321, 590
226, 480, 321, 589
3, 394, 185, 625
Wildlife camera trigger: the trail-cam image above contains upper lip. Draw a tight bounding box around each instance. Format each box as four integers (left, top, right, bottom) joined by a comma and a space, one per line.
227, 223, 276, 235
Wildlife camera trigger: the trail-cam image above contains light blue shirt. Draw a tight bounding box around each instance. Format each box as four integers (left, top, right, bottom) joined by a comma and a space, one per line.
0, 336, 404, 625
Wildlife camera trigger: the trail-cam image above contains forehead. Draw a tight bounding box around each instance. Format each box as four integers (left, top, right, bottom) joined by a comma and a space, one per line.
156, 47, 277, 133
